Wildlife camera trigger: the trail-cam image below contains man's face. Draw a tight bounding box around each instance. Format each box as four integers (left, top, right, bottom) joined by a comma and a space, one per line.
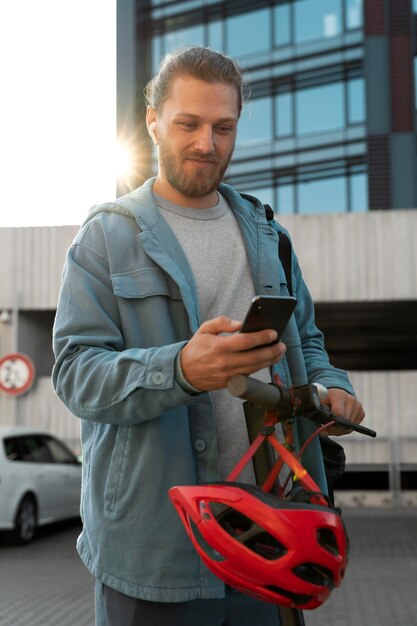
148, 76, 239, 205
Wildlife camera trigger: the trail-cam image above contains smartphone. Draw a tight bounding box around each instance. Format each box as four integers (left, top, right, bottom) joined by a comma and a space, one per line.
240, 295, 297, 345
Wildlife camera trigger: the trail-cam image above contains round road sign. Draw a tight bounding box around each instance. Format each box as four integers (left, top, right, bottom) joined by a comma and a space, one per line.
0, 352, 36, 396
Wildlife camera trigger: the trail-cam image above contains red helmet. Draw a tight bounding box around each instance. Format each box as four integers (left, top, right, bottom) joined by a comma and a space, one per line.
169, 482, 348, 610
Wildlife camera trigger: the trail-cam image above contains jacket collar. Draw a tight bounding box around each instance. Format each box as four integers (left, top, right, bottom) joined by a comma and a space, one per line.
124, 179, 268, 230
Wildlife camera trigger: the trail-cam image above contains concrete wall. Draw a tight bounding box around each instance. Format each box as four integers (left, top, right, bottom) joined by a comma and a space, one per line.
0, 211, 416, 498
278, 210, 417, 302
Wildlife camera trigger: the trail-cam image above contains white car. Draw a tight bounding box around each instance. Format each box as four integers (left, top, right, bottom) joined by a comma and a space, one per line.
0, 426, 82, 543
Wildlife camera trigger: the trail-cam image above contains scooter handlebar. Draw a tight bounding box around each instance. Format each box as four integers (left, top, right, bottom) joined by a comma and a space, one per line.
227, 375, 376, 438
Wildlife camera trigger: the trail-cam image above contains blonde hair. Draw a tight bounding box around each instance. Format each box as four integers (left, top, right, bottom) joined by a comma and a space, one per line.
144, 46, 246, 116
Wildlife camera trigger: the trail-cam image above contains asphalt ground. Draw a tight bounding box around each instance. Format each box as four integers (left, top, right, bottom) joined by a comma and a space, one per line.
0, 508, 416, 626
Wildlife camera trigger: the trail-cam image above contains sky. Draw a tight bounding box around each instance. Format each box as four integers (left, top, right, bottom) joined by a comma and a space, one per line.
0, 1, 117, 227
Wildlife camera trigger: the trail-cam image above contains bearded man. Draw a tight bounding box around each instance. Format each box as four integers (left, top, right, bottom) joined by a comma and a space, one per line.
53, 47, 364, 626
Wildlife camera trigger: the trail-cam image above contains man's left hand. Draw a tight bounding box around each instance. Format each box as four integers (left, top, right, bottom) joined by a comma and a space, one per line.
320, 388, 365, 436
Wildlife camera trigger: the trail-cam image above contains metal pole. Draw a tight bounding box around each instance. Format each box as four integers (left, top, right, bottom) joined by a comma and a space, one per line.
243, 402, 305, 626
12, 228, 19, 426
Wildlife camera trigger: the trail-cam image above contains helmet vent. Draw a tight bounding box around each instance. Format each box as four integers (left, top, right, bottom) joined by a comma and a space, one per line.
293, 562, 333, 588
188, 518, 225, 562
246, 531, 287, 560
317, 527, 339, 556
265, 585, 313, 607
210, 504, 287, 560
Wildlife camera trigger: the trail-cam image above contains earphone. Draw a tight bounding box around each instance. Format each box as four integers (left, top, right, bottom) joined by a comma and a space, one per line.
148, 122, 158, 145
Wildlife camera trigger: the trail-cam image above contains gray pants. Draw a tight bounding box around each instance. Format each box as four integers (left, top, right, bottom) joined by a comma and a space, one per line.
95, 581, 280, 626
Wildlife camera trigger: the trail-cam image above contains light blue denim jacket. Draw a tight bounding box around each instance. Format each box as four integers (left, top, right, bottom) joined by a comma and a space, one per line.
52, 178, 354, 601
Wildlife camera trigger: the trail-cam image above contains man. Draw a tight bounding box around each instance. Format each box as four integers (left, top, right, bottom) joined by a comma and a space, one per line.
53, 47, 364, 626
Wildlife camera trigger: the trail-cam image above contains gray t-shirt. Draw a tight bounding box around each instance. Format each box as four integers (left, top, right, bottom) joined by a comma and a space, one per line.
154, 191, 271, 482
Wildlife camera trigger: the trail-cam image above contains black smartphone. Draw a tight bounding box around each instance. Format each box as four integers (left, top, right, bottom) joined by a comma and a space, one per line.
240, 295, 297, 345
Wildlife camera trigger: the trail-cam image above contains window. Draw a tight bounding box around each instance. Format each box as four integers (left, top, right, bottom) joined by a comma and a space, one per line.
298, 175, 347, 213
208, 20, 222, 51
245, 186, 274, 208
229, 167, 368, 214
345, 0, 363, 29
20, 436, 53, 463
3, 437, 23, 462
274, 76, 365, 139
226, 9, 271, 58
295, 0, 342, 44
152, 0, 364, 69
152, 35, 162, 73
350, 172, 368, 212
274, 4, 291, 47
347, 77, 365, 124
163, 24, 205, 55
296, 82, 344, 135
237, 97, 273, 145
276, 92, 293, 136
277, 184, 295, 215
45, 436, 77, 464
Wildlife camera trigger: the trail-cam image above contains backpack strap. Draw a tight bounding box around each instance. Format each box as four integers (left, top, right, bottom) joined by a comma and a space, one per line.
264, 204, 293, 297
264, 205, 345, 505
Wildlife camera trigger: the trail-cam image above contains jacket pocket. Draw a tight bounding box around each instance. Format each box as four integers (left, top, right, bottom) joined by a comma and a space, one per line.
104, 425, 131, 519
111, 267, 181, 300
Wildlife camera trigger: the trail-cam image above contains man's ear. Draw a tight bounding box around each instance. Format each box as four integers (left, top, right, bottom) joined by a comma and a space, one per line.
146, 107, 158, 145
149, 122, 158, 144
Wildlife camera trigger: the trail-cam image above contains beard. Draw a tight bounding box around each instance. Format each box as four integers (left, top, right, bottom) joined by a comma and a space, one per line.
158, 141, 234, 199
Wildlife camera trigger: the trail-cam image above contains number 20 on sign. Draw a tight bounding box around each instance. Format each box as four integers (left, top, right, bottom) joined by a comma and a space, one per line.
0, 352, 36, 396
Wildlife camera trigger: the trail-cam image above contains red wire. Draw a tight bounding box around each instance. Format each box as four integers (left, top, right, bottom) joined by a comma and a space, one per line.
281, 420, 336, 494
298, 421, 335, 459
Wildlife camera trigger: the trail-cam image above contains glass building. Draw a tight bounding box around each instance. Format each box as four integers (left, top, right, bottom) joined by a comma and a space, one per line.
117, 0, 417, 213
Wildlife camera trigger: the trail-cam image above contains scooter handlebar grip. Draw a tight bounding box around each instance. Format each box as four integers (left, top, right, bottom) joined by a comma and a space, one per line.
227, 375, 287, 411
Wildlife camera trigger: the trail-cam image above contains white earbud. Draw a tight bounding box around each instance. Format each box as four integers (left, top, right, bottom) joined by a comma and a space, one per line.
148, 122, 158, 145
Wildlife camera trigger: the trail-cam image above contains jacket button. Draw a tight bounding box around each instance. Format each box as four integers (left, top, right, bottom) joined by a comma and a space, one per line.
151, 371, 165, 385
194, 439, 206, 452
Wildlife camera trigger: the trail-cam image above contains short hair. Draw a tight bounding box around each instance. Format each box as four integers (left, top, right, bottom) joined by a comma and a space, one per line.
144, 46, 246, 116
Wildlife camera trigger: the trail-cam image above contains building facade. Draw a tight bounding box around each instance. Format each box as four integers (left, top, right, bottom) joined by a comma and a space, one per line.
118, 0, 417, 213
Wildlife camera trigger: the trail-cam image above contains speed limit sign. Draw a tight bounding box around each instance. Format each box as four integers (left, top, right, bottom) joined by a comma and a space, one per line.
0, 352, 36, 396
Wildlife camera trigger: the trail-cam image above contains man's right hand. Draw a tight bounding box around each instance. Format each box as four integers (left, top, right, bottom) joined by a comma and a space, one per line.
179, 316, 286, 392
